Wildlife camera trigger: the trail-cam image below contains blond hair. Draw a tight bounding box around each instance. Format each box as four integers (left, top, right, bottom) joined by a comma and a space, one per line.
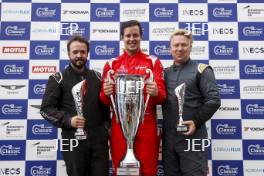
170, 29, 193, 44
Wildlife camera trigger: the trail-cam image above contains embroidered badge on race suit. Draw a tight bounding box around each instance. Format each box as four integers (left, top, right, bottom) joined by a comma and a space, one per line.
197, 63, 208, 74
51, 72, 62, 83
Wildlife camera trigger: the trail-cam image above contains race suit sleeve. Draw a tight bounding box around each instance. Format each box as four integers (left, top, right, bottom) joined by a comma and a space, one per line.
99, 61, 111, 106
40, 75, 72, 129
193, 68, 221, 128
149, 59, 167, 105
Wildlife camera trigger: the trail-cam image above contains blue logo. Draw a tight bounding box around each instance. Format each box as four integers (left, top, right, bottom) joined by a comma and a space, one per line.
208, 4, 237, 21
91, 3, 119, 21
240, 61, 264, 79
0, 100, 27, 119
28, 80, 48, 99
0, 60, 28, 79
212, 120, 241, 139
241, 100, 264, 119
209, 41, 238, 60
27, 120, 57, 140
243, 140, 264, 160
60, 22, 89, 40
179, 22, 208, 41
32, 3, 61, 21
150, 41, 171, 60
239, 22, 264, 41
217, 80, 240, 99
30, 41, 60, 60
90, 41, 119, 59
149, 4, 178, 22
0, 141, 25, 160
26, 161, 56, 176
212, 161, 243, 176
0, 22, 30, 40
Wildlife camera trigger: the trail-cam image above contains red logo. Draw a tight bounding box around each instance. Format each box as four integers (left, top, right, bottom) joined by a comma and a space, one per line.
2, 47, 27, 53
32, 66, 56, 73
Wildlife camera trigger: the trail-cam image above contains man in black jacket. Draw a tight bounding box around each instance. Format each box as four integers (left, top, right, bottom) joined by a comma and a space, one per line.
40, 36, 110, 176
162, 29, 221, 176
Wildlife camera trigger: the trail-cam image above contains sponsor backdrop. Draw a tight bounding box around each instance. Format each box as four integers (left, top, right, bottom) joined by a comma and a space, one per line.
0, 0, 264, 175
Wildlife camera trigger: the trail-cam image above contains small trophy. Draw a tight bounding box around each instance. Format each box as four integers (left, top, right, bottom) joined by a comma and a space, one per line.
175, 83, 188, 132
72, 80, 87, 140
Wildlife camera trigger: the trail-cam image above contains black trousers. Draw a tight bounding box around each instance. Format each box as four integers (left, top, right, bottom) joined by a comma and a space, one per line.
61, 125, 109, 176
162, 138, 208, 176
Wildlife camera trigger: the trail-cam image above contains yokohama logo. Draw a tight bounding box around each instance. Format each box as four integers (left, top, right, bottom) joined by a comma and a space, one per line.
2, 47, 27, 53
32, 66, 56, 73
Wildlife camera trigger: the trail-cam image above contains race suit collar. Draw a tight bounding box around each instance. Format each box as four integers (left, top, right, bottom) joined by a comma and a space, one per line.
172, 58, 191, 71
68, 64, 87, 76
123, 49, 142, 58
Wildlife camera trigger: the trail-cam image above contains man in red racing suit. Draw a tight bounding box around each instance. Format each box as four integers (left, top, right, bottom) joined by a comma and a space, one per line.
100, 20, 166, 176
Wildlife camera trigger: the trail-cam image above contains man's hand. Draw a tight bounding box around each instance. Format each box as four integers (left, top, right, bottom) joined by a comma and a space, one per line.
146, 81, 158, 97
71, 116, 86, 128
103, 81, 114, 97
182, 120, 196, 136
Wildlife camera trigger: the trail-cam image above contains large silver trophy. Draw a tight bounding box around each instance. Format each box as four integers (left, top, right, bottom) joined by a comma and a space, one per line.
72, 80, 87, 140
107, 69, 153, 176
175, 83, 188, 132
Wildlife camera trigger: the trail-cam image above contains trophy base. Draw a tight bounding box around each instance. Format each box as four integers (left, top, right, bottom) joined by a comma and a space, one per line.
75, 129, 87, 140
117, 148, 140, 175
176, 124, 188, 132
117, 166, 140, 176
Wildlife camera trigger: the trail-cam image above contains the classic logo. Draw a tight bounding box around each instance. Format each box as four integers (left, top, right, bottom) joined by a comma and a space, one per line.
2, 104, 23, 115
95, 8, 115, 17
216, 124, 237, 135
217, 165, 239, 175
30, 166, 51, 176
4, 65, 24, 75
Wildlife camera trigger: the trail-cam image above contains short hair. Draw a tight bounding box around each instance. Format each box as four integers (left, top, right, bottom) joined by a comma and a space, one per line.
67, 36, 90, 53
170, 29, 193, 44
120, 20, 143, 37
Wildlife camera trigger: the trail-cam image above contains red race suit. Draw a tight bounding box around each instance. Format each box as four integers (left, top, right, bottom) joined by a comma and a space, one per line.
100, 50, 166, 176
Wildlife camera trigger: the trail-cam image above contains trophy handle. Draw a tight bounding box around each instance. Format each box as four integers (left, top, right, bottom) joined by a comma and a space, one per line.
106, 69, 119, 122
143, 69, 154, 123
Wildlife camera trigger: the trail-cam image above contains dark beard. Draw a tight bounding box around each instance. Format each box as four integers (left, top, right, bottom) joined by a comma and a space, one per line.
71, 59, 86, 69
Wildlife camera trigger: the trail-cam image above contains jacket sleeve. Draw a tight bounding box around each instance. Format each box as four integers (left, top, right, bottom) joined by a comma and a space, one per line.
149, 58, 167, 105
40, 75, 72, 129
99, 61, 111, 106
193, 67, 221, 128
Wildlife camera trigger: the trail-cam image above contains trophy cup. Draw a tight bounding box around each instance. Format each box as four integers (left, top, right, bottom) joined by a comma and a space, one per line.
72, 80, 87, 140
175, 83, 188, 132
107, 69, 153, 176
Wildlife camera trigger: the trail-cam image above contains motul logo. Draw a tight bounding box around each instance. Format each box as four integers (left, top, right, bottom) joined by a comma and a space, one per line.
2, 47, 27, 53
32, 66, 56, 73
